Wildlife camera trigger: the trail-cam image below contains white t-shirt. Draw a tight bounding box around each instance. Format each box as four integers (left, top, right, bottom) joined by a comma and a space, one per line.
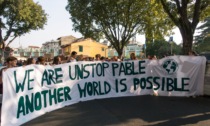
70, 58, 77, 62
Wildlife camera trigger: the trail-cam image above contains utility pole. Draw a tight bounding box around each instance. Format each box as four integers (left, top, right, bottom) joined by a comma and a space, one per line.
144, 43, 146, 58
169, 36, 173, 55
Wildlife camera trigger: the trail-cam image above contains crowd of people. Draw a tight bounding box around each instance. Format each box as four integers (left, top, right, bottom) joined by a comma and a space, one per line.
1, 50, 199, 68
8, 51, 135, 67
0, 50, 201, 124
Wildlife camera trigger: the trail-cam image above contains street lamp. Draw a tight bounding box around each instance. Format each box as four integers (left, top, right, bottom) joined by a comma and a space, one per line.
143, 43, 146, 58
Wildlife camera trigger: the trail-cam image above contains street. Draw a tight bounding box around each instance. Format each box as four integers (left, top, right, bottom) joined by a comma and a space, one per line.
24, 95, 210, 126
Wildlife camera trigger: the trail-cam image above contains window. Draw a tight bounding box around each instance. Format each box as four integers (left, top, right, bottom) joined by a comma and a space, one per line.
130, 47, 135, 51
79, 45, 83, 52
136, 47, 140, 50
102, 48, 105, 51
114, 51, 118, 56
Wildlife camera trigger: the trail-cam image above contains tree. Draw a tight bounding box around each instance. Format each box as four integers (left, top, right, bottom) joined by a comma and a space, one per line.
160, 0, 210, 55
146, 39, 182, 58
195, 16, 210, 43
144, 0, 174, 42
195, 35, 210, 53
0, 0, 47, 48
194, 16, 210, 53
198, 17, 210, 37
143, 0, 175, 57
67, 0, 159, 58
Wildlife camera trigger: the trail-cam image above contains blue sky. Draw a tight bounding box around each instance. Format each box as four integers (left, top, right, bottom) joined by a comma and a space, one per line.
9, 0, 183, 48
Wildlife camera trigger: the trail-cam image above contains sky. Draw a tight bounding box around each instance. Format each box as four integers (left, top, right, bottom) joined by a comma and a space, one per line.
8, 0, 183, 48
9, 0, 82, 48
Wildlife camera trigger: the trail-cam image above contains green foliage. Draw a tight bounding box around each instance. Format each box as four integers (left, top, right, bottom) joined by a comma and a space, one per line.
195, 17, 210, 43
194, 17, 210, 53
146, 39, 182, 58
66, 0, 174, 57
195, 36, 210, 53
160, 0, 210, 55
0, 0, 47, 46
144, 0, 174, 41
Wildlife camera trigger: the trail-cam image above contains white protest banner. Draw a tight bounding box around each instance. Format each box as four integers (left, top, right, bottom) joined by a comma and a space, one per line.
1, 56, 206, 126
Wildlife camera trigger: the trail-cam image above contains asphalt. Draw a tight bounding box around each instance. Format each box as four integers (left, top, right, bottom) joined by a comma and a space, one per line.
23, 95, 210, 126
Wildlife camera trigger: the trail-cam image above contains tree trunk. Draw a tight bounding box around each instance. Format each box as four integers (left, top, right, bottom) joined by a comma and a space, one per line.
0, 28, 2, 44
179, 28, 193, 55
145, 36, 153, 57
117, 49, 123, 60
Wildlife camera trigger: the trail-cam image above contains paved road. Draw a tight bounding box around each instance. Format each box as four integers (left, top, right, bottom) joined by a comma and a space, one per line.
24, 95, 210, 126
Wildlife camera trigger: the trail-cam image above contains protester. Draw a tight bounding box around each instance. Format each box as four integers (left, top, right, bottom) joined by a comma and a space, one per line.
117, 57, 121, 61
100, 56, 106, 61
37, 56, 46, 65
188, 50, 198, 56
152, 55, 157, 60
52, 56, 62, 65
147, 55, 153, 60
95, 54, 101, 61
83, 57, 90, 61
27, 58, 36, 65
89, 57, 94, 61
68, 51, 77, 62
105, 57, 111, 62
130, 53, 137, 60
111, 56, 118, 61
17, 60, 23, 66
23, 60, 27, 66
0, 56, 17, 104
0, 56, 17, 118
77, 54, 84, 61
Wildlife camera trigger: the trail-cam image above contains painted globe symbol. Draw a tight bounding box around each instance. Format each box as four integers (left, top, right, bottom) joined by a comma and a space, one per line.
162, 59, 178, 74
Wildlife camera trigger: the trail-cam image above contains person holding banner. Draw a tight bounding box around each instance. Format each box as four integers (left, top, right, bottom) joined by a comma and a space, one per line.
68, 51, 77, 62
111, 56, 118, 61
188, 50, 198, 56
130, 53, 137, 60
52, 56, 62, 65
0, 56, 17, 104
0, 56, 17, 122
153, 55, 157, 60
95, 54, 101, 61
100, 56, 106, 61
147, 55, 153, 60
26, 58, 36, 65
36, 56, 46, 65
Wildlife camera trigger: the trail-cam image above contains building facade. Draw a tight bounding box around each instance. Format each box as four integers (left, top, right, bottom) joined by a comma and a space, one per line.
61, 38, 108, 58
107, 43, 144, 59
12, 40, 61, 61
57, 35, 77, 46
12, 46, 42, 60
124, 43, 144, 58
41, 40, 61, 61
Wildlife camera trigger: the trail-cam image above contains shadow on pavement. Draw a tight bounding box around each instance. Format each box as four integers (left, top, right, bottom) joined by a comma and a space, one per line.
23, 95, 210, 126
